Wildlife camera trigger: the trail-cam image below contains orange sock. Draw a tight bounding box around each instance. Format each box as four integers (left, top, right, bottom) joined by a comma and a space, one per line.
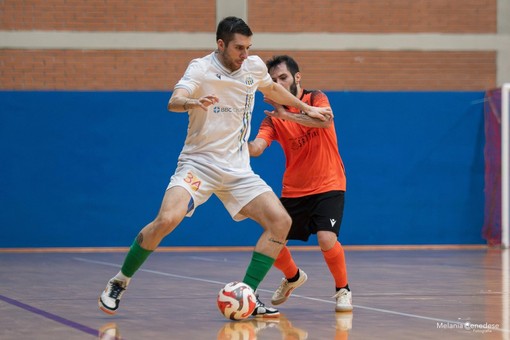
322, 241, 348, 288
274, 246, 299, 279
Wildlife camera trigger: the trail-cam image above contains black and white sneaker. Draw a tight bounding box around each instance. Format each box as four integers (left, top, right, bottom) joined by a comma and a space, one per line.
251, 292, 280, 318
98, 278, 127, 315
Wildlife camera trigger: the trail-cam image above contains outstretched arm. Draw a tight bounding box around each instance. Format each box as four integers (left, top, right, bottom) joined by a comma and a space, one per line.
259, 82, 333, 121
168, 88, 219, 112
264, 98, 333, 128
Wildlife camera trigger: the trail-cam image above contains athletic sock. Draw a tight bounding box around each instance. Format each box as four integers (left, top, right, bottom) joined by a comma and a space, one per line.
113, 271, 131, 285
120, 239, 153, 278
322, 241, 348, 288
336, 284, 350, 292
274, 246, 299, 280
242, 251, 275, 291
287, 269, 301, 283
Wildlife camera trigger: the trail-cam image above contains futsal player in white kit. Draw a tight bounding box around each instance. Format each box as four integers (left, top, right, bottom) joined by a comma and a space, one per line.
99, 16, 332, 318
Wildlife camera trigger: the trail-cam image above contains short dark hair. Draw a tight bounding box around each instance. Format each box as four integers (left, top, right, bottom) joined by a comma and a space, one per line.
266, 55, 300, 76
216, 16, 253, 46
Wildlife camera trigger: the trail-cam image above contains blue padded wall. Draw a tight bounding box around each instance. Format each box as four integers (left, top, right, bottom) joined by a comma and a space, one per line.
0, 91, 485, 247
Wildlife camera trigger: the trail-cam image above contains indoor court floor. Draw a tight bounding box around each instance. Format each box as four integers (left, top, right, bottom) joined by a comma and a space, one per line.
0, 246, 508, 339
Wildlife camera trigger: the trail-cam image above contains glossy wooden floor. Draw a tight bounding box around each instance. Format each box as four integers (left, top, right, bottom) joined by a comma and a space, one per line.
0, 247, 508, 340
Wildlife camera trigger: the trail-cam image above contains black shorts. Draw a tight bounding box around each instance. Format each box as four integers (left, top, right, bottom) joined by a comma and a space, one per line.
280, 190, 345, 242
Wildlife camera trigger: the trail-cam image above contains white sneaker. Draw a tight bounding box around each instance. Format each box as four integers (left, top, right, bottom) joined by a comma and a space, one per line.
271, 269, 308, 305
98, 278, 127, 315
333, 288, 353, 312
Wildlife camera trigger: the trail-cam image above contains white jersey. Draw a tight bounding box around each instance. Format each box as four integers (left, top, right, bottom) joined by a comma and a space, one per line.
174, 51, 273, 170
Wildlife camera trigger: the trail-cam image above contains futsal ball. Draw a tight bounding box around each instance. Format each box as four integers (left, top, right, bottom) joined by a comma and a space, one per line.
217, 281, 257, 320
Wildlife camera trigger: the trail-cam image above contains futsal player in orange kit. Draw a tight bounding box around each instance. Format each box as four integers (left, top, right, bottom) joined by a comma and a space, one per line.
249, 55, 353, 313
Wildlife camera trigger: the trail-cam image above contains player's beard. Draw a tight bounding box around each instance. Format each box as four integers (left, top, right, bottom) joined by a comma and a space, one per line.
289, 77, 298, 96
218, 49, 243, 72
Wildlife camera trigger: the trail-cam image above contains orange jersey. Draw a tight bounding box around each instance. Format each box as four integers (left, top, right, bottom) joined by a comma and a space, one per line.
256, 89, 346, 197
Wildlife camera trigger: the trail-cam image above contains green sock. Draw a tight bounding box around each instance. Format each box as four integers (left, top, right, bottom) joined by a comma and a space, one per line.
242, 252, 275, 291
120, 239, 153, 277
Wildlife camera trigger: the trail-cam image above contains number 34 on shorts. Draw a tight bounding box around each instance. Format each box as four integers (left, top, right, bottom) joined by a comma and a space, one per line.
184, 171, 202, 191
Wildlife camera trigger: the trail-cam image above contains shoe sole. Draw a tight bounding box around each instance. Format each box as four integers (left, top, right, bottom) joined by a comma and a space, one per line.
335, 306, 353, 312
271, 272, 308, 305
252, 311, 280, 318
98, 298, 117, 315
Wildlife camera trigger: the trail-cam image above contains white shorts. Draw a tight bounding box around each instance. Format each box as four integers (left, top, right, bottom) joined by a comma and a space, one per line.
167, 159, 273, 221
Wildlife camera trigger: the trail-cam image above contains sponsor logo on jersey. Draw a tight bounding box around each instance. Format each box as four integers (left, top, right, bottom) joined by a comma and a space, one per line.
290, 130, 320, 150
213, 106, 246, 113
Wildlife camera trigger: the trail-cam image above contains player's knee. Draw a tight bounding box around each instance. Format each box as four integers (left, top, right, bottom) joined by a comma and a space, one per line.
283, 213, 292, 230
152, 212, 180, 236
273, 211, 291, 237
317, 231, 338, 250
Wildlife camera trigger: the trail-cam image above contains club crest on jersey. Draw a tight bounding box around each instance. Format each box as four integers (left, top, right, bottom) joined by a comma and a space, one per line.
244, 75, 254, 86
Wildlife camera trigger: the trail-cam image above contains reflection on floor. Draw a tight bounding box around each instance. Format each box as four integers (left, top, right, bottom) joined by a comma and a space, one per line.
0, 247, 508, 340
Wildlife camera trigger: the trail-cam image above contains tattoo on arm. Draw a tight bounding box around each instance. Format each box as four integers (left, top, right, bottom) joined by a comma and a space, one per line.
269, 237, 285, 245
136, 233, 144, 245
291, 112, 331, 127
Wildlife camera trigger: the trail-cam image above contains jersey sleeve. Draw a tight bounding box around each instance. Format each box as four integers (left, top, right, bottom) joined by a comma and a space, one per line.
255, 117, 277, 147
310, 90, 331, 108
250, 55, 273, 88
174, 58, 205, 95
